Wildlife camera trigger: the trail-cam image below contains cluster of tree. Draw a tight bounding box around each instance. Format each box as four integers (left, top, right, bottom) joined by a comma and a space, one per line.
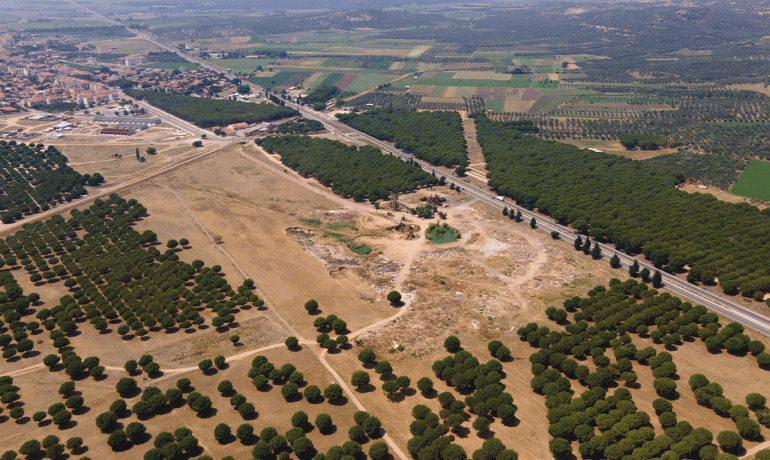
301, 86, 340, 107
474, 114, 770, 297
0, 142, 101, 224
643, 152, 747, 191
13, 433, 85, 460
618, 134, 670, 150
272, 119, 324, 135
313, 313, 349, 351
346, 92, 422, 111
248, 355, 307, 404
430, 338, 518, 434
142, 427, 201, 459
521, 280, 745, 459
257, 136, 438, 203
41, 348, 104, 380
0, 194, 262, 342
407, 402, 518, 460
130, 383, 184, 420
337, 108, 468, 168
689, 374, 763, 444
0, 269, 39, 361
125, 89, 297, 128
493, 87, 770, 174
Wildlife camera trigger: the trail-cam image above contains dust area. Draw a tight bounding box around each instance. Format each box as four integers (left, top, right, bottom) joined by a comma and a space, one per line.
125, 146, 397, 339
147, 316, 282, 367
354, 201, 603, 359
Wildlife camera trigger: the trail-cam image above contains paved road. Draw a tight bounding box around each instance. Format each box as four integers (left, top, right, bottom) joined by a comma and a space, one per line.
67, 0, 770, 338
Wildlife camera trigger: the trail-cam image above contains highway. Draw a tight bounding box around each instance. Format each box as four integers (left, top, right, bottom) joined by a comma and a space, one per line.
285, 102, 770, 337
68, 0, 770, 337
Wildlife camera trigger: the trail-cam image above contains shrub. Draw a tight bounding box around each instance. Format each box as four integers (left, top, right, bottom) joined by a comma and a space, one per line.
324, 384, 343, 402
126, 422, 146, 442
386, 291, 401, 305
315, 414, 333, 433
116, 377, 137, 396
358, 349, 376, 365
214, 423, 232, 443
107, 430, 127, 449
746, 393, 767, 410
444, 336, 461, 353
292, 411, 309, 428
285, 337, 299, 349
304, 385, 322, 403
236, 424, 254, 442
217, 380, 233, 394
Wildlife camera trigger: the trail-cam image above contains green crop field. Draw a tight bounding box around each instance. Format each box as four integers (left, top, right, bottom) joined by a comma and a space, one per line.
321, 57, 343, 67
344, 73, 398, 94
730, 160, 770, 200
316, 72, 345, 87
209, 58, 273, 73
484, 99, 504, 112
394, 71, 530, 88
248, 71, 298, 89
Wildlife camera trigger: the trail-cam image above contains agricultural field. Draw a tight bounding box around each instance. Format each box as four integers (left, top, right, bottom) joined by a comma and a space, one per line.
210, 58, 274, 74
248, 71, 300, 90
730, 160, 770, 201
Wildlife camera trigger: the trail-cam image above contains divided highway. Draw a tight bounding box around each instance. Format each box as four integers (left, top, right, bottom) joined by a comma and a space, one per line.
66, 2, 770, 337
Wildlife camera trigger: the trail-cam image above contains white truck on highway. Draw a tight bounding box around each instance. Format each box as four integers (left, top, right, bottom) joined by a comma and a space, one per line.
496, 196, 505, 202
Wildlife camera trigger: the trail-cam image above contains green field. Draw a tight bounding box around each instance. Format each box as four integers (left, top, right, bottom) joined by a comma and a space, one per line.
393, 71, 530, 88
321, 57, 343, 67
316, 72, 345, 87
248, 71, 298, 89
484, 99, 505, 112
142, 62, 200, 70
344, 73, 398, 93
730, 160, 770, 201
210, 58, 273, 73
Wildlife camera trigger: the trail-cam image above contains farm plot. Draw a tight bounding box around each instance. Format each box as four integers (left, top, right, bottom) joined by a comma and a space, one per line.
730, 159, 770, 201
209, 58, 273, 73
248, 71, 298, 90
343, 74, 398, 94
316, 73, 345, 88
333, 73, 358, 90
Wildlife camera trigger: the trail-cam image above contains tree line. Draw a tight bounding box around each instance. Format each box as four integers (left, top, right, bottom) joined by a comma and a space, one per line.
256, 136, 438, 203
337, 108, 468, 169
125, 89, 297, 128
474, 113, 770, 298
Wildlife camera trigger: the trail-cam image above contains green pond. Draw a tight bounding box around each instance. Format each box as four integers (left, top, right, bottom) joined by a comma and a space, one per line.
428, 230, 458, 244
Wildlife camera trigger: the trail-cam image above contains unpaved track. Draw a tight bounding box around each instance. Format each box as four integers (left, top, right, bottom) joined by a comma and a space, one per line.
164, 185, 300, 340
0, 143, 228, 235
241, 145, 375, 214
